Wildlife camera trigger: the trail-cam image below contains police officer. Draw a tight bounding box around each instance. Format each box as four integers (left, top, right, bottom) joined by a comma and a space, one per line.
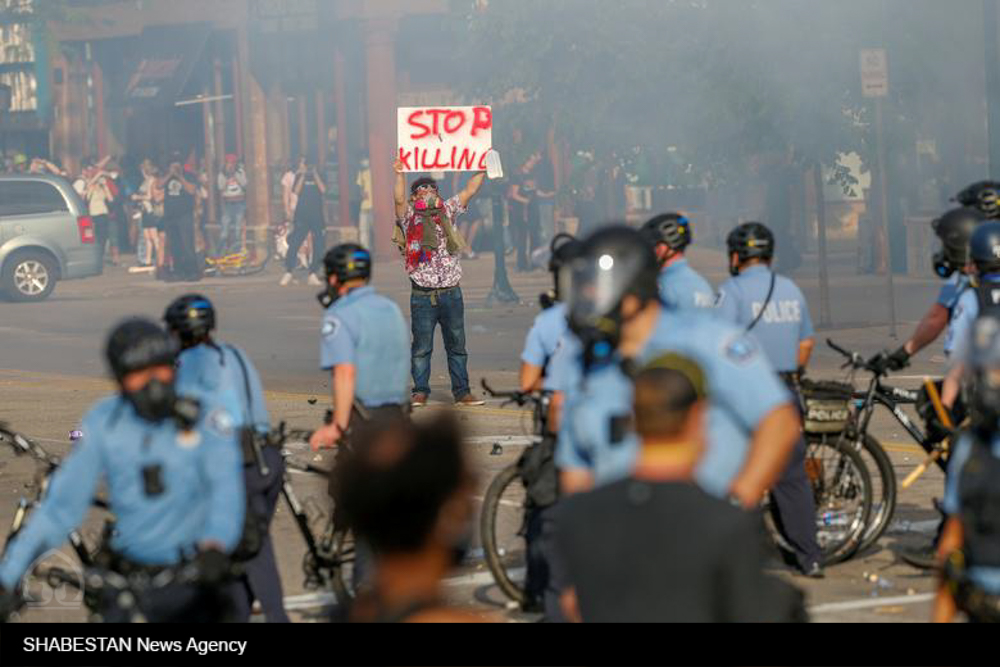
0, 319, 244, 622
715, 222, 824, 577
940, 222, 1000, 411
517, 233, 580, 612
554, 225, 798, 504
164, 295, 289, 623
640, 212, 715, 311
933, 315, 1000, 623
309, 243, 411, 450
954, 180, 1000, 219
869, 206, 985, 374
520, 234, 580, 392
545, 227, 800, 619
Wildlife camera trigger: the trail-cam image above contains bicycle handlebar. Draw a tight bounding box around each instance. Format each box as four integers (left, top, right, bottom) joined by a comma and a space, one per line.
480, 378, 546, 408
826, 338, 883, 374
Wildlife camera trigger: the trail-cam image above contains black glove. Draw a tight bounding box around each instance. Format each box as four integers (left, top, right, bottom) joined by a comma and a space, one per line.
0, 585, 23, 623
194, 548, 231, 586
869, 346, 910, 374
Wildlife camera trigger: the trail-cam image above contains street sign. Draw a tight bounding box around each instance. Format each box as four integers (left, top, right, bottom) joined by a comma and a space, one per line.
860, 48, 889, 98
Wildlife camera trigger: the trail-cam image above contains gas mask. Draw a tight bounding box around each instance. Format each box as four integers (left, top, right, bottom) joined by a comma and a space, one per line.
317, 276, 341, 309
124, 378, 178, 423
932, 251, 956, 279
570, 309, 623, 373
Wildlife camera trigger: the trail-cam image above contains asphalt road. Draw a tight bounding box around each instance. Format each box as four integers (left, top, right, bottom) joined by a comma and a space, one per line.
0, 248, 964, 622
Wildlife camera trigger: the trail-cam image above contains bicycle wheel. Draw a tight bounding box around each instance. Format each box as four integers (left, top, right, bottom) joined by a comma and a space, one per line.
764, 438, 873, 565
480, 463, 529, 605
852, 433, 897, 553
324, 523, 356, 605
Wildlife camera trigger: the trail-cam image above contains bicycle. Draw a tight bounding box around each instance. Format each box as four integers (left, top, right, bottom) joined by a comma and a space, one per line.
261, 423, 357, 606
478, 379, 548, 608
0, 423, 108, 568
203, 234, 271, 278
820, 338, 948, 554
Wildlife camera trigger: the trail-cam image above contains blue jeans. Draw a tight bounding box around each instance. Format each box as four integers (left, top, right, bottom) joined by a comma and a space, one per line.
220, 200, 246, 254
410, 286, 471, 399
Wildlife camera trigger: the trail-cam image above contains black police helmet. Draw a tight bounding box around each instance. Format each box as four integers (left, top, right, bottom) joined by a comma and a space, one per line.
932, 206, 986, 277
548, 233, 580, 274
105, 318, 179, 382
565, 225, 659, 330
955, 181, 1000, 218
323, 243, 372, 283
969, 221, 1000, 275
163, 294, 216, 341
641, 213, 692, 252
726, 222, 775, 263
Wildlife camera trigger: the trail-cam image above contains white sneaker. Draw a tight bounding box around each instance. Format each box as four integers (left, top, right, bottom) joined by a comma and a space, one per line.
279, 272, 295, 286
307, 273, 323, 286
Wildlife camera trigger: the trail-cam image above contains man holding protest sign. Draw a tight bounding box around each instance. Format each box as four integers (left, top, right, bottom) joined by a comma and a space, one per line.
392, 105, 499, 407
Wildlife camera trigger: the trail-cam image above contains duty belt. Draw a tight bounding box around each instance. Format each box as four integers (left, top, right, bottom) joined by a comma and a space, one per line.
411, 281, 459, 306
944, 550, 1000, 622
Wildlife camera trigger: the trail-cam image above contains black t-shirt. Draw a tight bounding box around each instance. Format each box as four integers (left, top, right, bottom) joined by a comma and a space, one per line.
296, 172, 324, 221
554, 478, 803, 622
163, 175, 194, 220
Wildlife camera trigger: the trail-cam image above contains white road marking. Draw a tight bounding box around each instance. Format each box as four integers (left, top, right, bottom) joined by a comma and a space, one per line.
808, 592, 934, 615
281, 568, 523, 611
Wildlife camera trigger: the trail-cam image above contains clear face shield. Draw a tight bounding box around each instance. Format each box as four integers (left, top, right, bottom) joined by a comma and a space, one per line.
563, 252, 645, 370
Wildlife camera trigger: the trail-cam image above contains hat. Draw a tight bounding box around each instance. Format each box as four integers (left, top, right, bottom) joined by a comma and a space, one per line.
225, 154, 238, 163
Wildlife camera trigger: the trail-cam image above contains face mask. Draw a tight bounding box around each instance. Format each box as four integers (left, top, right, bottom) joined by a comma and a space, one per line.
933, 251, 956, 279
125, 378, 177, 423
317, 286, 340, 309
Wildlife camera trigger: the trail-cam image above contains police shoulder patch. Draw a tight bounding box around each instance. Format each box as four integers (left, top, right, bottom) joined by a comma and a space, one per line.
721, 333, 759, 365
206, 408, 235, 438
322, 317, 341, 339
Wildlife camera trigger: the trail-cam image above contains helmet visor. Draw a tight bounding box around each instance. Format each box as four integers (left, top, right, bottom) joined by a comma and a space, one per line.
563, 251, 644, 332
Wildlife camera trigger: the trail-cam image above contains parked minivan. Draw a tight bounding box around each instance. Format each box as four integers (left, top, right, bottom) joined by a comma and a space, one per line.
0, 175, 103, 302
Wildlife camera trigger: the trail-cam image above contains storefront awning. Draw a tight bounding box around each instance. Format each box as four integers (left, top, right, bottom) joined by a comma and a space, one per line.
120, 22, 211, 107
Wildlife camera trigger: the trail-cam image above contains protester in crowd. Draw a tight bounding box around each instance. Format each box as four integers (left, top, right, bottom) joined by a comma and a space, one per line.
281, 159, 299, 226
335, 413, 491, 623
134, 159, 167, 272
555, 353, 805, 622
106, 160, 131, 261
509, 152, 543, 272
392, 158, 487, 407
28, 157, 67, 177
73, 157, 115, 266
160, 155, 201, 282
279, 157, 327, 287
449, 172, 483, 261
536, 154, 557, 247
217, 154, 248, 255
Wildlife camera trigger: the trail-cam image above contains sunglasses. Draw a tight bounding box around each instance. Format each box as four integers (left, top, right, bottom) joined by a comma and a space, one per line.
416, 184, 438, 192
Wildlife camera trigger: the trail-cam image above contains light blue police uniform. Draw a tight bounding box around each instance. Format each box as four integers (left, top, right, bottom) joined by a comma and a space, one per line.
942, 432, 1000, 594
176, 343, 270, 434
715, 265, 814, 372
945, 276, 1000, 366
940, 274, 974, 356
320, 285, 410, 408
658, 258, 715, 312
0, 396, 244, 589
554, 310, 791, 497
522, 303, 569, 369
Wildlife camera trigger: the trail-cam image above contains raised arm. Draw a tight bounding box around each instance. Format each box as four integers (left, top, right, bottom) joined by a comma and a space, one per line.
459, 172, 487, 209
394, 158, 408, 219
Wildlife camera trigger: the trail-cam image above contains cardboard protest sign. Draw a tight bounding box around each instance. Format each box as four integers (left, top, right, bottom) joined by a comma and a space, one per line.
397, 105, 493, 172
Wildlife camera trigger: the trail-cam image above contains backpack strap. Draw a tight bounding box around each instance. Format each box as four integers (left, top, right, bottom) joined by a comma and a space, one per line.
746, 272, 777, 333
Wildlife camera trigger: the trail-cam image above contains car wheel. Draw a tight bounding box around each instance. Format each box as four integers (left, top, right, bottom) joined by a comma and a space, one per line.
2, 251, 58, 302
